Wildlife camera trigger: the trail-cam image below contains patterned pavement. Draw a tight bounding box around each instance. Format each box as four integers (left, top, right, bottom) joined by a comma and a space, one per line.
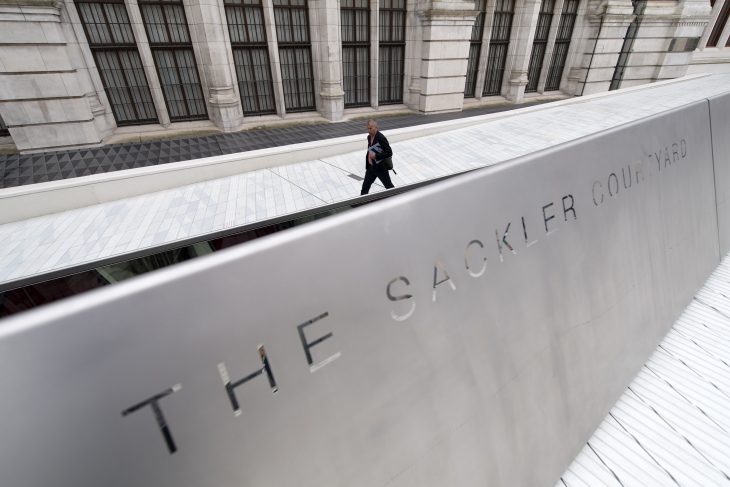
0, 101, 548, 189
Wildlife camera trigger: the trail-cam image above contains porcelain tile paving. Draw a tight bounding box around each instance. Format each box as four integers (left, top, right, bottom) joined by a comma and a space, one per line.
0, 74, 729, 290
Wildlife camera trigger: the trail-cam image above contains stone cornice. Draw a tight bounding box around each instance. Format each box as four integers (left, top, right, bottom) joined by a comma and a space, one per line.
418, 9, 479, 21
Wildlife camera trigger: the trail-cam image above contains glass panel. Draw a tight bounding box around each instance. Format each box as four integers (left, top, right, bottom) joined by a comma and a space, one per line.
175, 49, 206, 117
120, 50, 158, 120
246, 7, 265, 42
483, 43, 508, 95
141, 4, 169, 43
167, 5, 190, 43
151, 48, 207, 121
78, 3, 110, 44
232, 47, 276, 114
95, 50, 158, 124
379, 45, 403, 103
105, 4, 134, 43
226, 7, 246, 43
464, 43, 481, 97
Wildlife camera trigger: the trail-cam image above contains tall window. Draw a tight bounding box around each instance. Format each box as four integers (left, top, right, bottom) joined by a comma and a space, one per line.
707, 0, 730, 47
341, 0, 370, 107
225, 0, 276, 114
483, 0, 514, 96
75, 0, 158, 125
610, 0, 645, 90
274, 0, 315, 112
139, 0, 208, 121
0, 115, 8, 137
526, 0, 555, 92
464, 0, 487, 98
379, 0, 405, 104
545, 0, 578, 91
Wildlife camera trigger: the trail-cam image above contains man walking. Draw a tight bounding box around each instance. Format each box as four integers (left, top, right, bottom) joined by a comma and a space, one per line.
361, 119, 395, 195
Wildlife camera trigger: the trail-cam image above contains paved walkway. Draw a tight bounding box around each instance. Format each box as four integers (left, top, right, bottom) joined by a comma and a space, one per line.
1, 74, 728, 291
0, 100, 552, 189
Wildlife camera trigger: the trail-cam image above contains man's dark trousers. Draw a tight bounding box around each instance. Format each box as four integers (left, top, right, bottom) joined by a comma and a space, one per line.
361, 163, 394, 195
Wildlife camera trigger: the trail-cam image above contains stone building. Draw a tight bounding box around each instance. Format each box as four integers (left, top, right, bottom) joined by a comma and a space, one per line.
0, 0, 728, 152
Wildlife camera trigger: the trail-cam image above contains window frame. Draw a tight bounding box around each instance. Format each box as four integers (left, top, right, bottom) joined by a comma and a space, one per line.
224, 0, 277, 115
74, 0, 159, 126
138, 0, 209, 122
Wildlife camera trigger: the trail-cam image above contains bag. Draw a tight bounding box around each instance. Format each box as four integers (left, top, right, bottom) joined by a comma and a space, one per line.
382, 157, 394, 172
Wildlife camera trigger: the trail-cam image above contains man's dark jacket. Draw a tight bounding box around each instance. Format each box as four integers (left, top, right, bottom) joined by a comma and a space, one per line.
366, 131, 393, 167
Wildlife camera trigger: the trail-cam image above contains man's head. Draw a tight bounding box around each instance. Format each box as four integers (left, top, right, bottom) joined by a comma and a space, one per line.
367, 119, 378, 137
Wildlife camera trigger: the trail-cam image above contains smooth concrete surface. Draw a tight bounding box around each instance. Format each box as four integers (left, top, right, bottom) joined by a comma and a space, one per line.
0, 92, 722, 486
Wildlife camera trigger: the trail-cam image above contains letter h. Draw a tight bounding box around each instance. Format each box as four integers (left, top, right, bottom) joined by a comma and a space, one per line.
218, 345, 277, 417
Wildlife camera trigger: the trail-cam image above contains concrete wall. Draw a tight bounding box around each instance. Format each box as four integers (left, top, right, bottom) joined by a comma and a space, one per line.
0, 89, 723, 486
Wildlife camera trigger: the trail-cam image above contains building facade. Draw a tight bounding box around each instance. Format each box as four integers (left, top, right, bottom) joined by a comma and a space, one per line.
0, 0, 727, 152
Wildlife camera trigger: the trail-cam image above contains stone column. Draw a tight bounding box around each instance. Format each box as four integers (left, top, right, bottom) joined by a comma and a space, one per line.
0, 0, 103, 152
126, 0, 171, 126
370, 0, 379, 108
401, 0, 417, 108
473, 0, 497, 100
309, 0, 344, 121
412, 0, 477, 113
62, 0, 116, 139
561, 0, 589, 95
647, 0, 711, 83
720, 19, 730, 48
536, 0, 565, 92
184, 0, 243, 130
262, 0, 286, 116
700, 0, 730, 47
572, 0, 634, 96
503, 0, 542, 102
